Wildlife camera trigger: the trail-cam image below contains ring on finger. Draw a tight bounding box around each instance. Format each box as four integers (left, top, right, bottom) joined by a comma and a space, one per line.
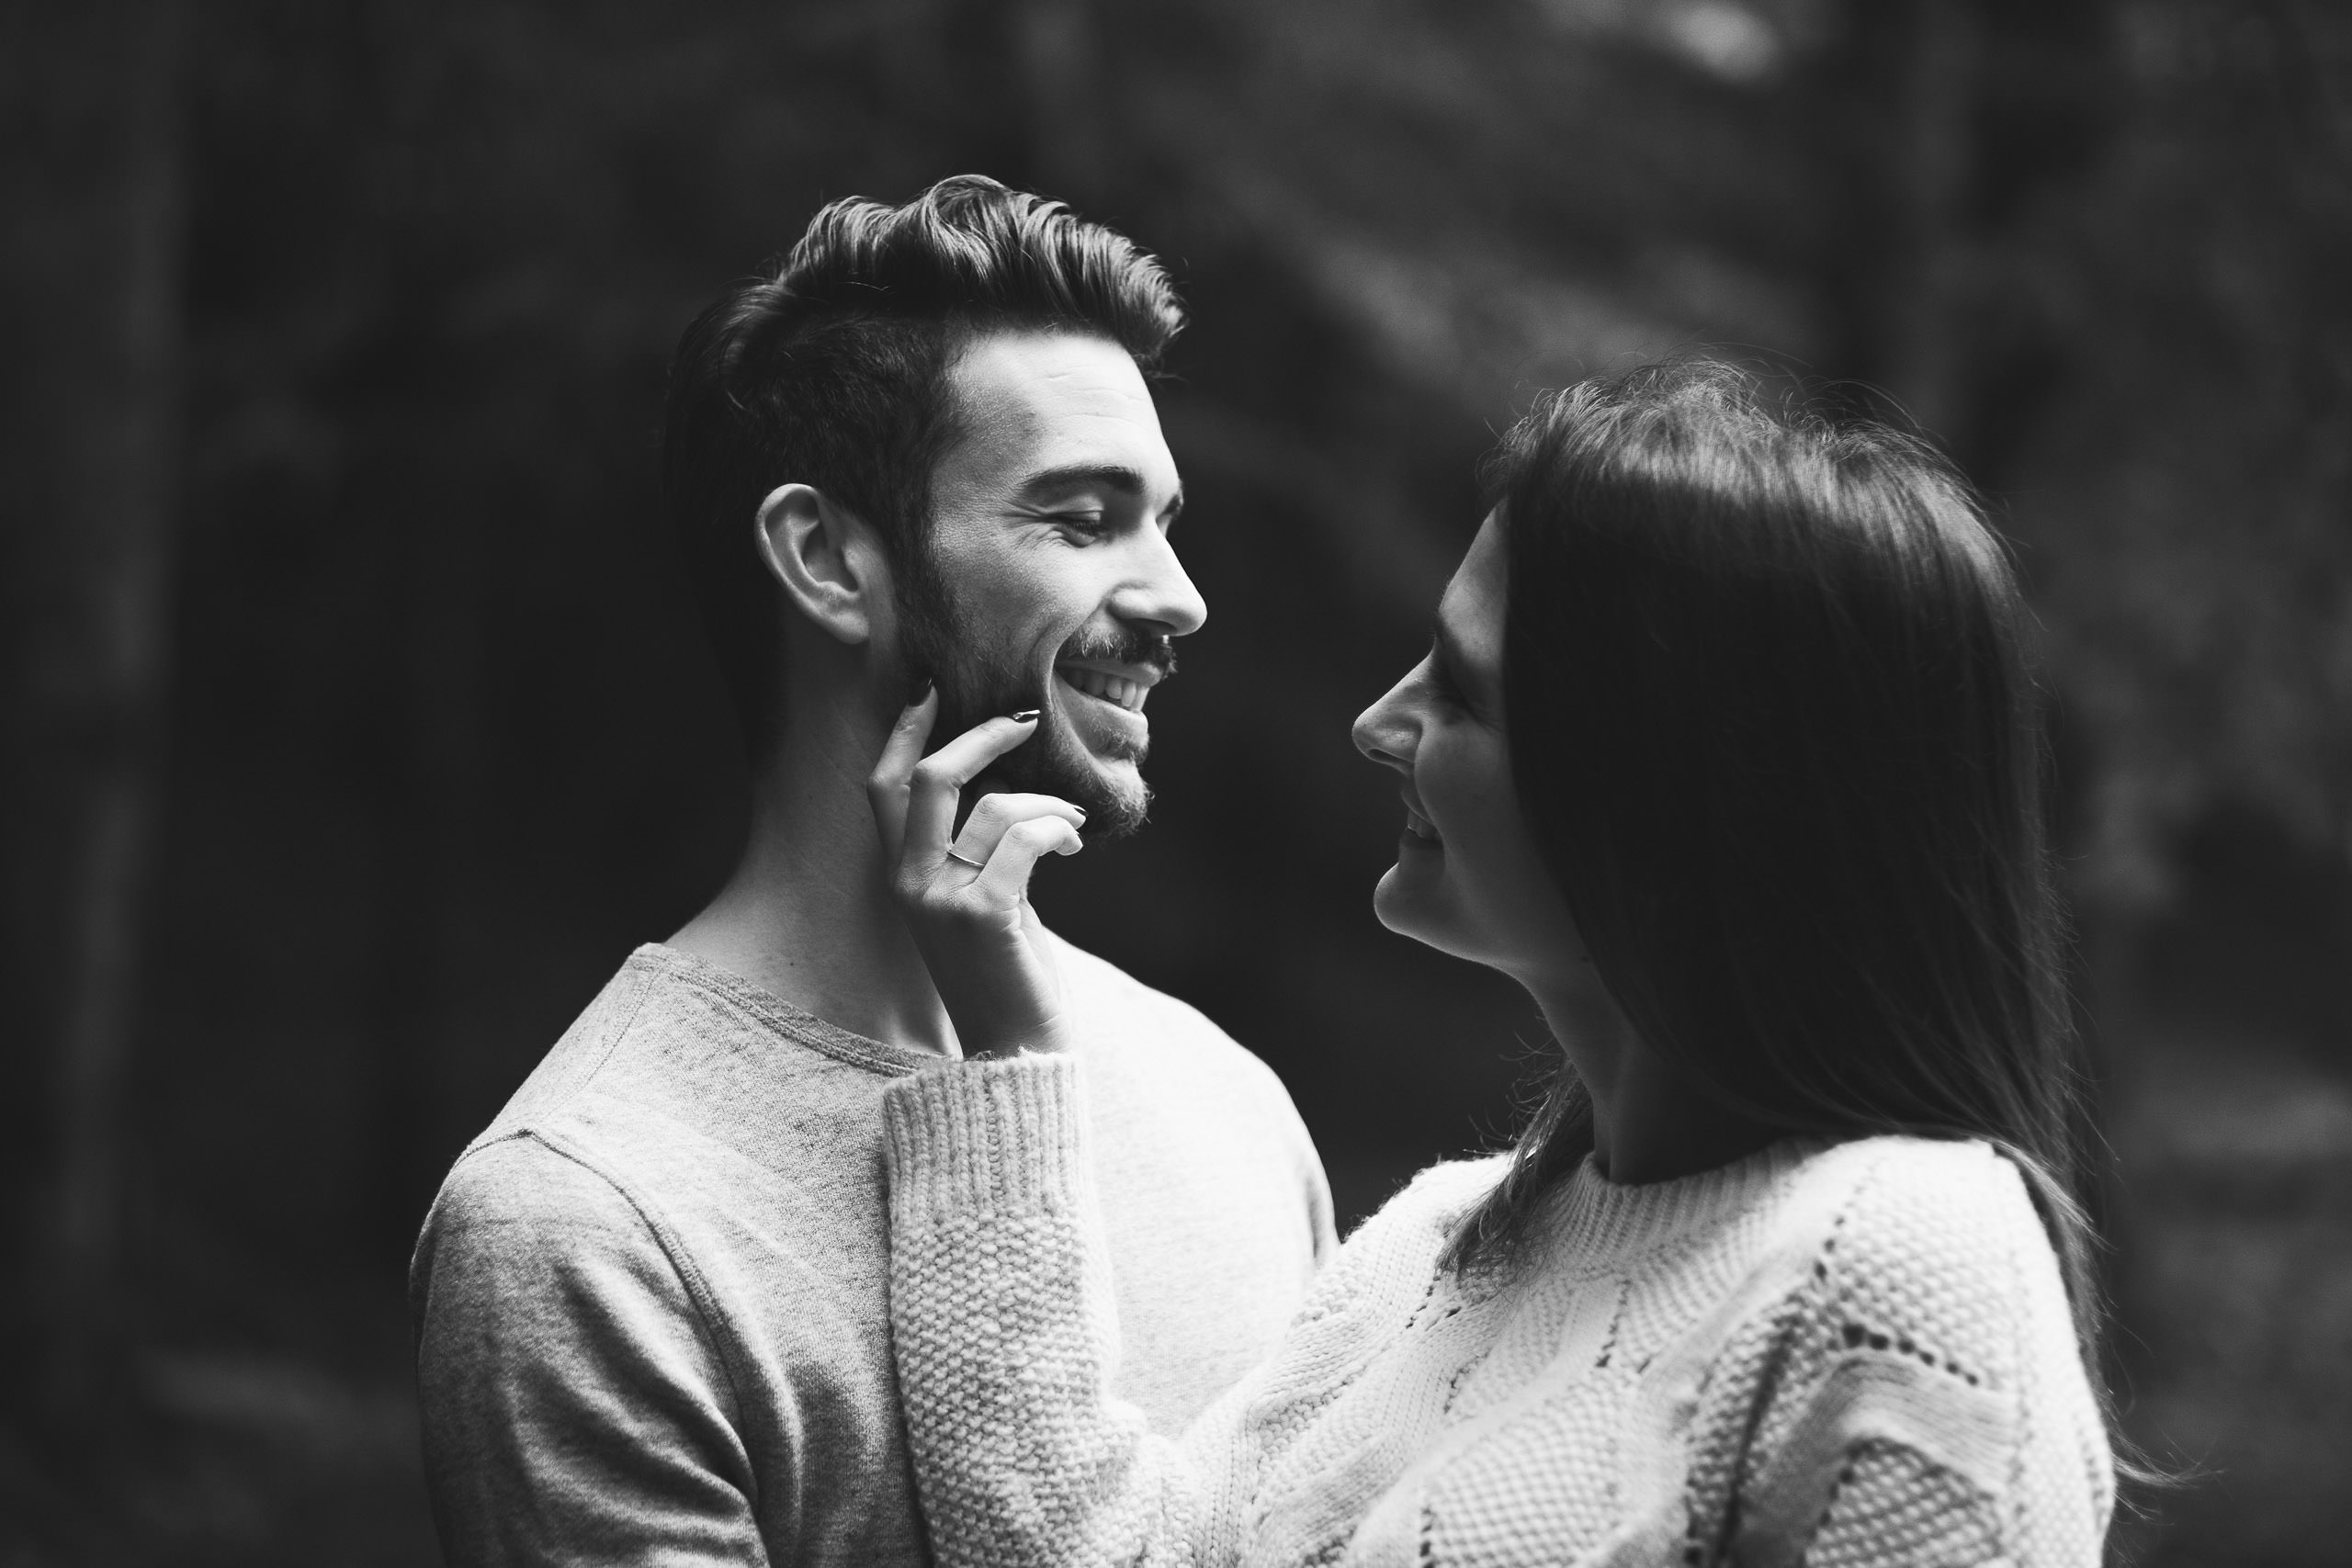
944, 848, 986, 870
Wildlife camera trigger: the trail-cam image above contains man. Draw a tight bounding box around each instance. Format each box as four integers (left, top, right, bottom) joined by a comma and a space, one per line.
407, 175, 1335, 1564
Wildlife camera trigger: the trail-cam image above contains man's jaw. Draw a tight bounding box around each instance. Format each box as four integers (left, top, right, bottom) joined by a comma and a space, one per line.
940, 660, 1150, 839
1039, 666, 1151, 838
919, 630, 1169, 840
980, 718, 1148, 840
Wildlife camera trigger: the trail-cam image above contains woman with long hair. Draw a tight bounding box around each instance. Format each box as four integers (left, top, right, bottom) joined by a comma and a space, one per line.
866, 360, 2119, 1567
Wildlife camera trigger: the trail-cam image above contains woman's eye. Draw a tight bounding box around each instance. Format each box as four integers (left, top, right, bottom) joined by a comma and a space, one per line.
1426, 646, 1485, 718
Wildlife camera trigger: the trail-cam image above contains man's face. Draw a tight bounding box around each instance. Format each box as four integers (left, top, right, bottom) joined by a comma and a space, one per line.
898, 330, 1203, 839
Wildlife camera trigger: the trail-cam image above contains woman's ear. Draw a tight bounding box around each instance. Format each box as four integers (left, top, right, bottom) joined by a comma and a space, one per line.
753, 481, 889, 645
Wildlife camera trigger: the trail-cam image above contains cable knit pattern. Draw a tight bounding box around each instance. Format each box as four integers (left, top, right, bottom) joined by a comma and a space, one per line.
884, 1057, 2114, 1568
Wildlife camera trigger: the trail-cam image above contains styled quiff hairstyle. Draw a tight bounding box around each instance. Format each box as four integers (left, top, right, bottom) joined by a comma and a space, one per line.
662, 175, 1185, 760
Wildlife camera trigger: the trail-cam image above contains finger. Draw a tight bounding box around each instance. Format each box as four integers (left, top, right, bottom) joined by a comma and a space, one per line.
903, 711, 1042, 867
865, 690, 939, 863
972, 815, 1086, 905
949, 791, 1087, 867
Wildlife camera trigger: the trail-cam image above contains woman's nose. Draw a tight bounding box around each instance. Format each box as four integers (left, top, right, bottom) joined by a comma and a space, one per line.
1352, 676, 1419, 770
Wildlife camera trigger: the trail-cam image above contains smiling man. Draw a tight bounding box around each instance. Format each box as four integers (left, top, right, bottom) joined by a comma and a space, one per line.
897, 332, 1182, 838
406, 177, 1334, 1567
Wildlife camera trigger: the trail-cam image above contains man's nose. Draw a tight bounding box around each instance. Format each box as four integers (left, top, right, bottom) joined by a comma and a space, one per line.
1113, 526, 1208, 637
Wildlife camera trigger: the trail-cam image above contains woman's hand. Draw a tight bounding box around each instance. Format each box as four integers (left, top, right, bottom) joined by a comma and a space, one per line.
867, 689, 1088, 1060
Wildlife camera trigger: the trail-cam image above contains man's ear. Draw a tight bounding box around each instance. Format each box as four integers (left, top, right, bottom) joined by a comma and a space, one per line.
753, 482, 889, 646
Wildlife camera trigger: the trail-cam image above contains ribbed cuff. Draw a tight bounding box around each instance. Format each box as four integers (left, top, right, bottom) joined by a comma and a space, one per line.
883, 1054, 1091, 1227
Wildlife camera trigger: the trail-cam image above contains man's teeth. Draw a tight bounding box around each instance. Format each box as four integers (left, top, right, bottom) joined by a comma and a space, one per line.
1059, 667, 1148, 712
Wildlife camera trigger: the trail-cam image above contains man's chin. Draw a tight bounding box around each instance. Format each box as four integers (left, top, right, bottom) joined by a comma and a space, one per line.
1071, 757, 1151, 841
982, 723, 1152, 840
1037, 748, 1150, 841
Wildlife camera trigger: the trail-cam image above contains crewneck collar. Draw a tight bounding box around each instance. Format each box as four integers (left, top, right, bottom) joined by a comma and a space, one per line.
629, 942, 944, 1077
1545, 1137, 1825, 1273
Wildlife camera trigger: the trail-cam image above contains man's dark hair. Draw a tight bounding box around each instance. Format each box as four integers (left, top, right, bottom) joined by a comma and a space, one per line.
662, 175, 1185, 761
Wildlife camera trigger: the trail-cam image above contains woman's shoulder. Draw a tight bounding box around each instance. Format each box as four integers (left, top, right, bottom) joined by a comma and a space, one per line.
1766, 1134, 2075, 1389
1362, 1153, 1516, 1243
1785, 1134, 2045, 1269
1285, 1155, 1509, 1314
1704, 1138, 2112, 1565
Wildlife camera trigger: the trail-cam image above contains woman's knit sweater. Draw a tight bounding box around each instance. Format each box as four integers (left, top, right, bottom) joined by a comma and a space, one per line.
883, 1055, 2113, 1568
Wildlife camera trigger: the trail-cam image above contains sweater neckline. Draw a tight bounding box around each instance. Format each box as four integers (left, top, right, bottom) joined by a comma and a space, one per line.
1544, 1137, 1825, 1272
628, 942, 944, 1077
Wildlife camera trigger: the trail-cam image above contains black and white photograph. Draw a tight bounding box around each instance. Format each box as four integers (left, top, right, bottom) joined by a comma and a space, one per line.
3, 2, 2346, 1564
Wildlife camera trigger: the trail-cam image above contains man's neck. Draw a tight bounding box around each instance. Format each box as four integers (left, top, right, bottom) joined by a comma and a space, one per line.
668, 711, 962, 1057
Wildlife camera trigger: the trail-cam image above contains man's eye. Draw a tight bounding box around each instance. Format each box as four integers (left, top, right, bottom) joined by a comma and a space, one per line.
1050, 512, 1111, 536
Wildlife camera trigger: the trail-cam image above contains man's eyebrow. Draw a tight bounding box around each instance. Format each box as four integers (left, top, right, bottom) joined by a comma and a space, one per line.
1016, 464, 1184, 522
1017, 463, 1146, 502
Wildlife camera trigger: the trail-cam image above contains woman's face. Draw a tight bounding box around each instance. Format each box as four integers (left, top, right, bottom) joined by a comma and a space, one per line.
1352, 513, 1588, 990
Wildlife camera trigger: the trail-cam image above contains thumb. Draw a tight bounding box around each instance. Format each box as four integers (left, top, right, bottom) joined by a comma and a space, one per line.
970, 815, 1085, 906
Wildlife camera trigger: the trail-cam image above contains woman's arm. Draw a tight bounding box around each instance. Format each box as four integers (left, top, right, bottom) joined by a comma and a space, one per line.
862, 700, 1282, 1564
885, 1053, 1248, 1568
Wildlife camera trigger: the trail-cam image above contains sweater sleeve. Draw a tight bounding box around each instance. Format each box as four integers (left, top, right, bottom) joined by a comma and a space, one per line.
1724, 1145, 2114, 1568
409, 1134, 774, 1567
883, 1055, 1252, 1568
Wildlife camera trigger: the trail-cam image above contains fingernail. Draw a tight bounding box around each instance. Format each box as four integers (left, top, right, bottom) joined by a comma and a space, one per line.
1008, 709, 1040, 723
908, 677, 933, 706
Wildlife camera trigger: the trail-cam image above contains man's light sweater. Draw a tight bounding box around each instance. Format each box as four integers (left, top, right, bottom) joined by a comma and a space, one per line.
884, 1055, 2115, 1568
410, 943, 1333, 1566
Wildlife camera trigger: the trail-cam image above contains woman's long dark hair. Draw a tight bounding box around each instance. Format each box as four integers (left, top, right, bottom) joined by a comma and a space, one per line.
1449, 360, 2129, 1461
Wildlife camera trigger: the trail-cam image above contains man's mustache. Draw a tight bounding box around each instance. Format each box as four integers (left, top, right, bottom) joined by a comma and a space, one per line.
1057, 624, 1178, 680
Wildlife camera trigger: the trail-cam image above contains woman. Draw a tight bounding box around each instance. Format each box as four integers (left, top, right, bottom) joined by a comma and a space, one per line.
866, 361, 2119, 1567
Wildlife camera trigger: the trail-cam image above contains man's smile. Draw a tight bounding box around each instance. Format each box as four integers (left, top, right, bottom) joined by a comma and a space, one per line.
1054, 657, 1162, 715
1047, 654, 1165, 761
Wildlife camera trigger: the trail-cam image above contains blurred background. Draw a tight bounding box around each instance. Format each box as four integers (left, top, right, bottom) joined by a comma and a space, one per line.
3, 0, 2346, 1562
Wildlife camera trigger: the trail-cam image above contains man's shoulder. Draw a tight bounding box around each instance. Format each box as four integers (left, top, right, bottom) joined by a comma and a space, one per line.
469, 944, 703, 1145
1054, 935, 1237, 1054
471, 942, 910, 1159
409, 1130, 684, 1331
415, 945, 915, 1314
426, 1129, 646, 1242
1053, 935, 1285, 1089
1052, 934, 1329, 1215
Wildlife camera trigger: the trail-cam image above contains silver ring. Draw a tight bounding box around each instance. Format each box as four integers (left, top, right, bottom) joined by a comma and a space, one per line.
944, 848, 986, 870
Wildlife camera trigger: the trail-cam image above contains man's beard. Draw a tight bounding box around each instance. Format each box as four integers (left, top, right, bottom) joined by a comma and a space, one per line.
896, 558, 1174, 840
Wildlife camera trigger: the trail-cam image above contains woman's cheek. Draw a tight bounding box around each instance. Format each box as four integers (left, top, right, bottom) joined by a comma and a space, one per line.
1453, 740, 1554, 944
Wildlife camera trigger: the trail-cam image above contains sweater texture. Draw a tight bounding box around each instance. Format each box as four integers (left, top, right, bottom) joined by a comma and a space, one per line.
884, 1055, 2115, 1568
410, 942, 1334, 1567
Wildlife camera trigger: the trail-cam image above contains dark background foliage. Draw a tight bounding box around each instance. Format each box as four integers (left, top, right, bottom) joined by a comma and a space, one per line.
3, 1, 2346, 1562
